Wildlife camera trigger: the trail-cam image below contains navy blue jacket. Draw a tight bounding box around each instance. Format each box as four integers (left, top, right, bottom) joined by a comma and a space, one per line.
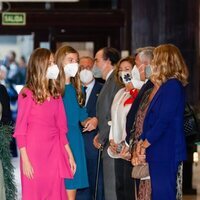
84, 80, 103, 158
141, 79, 187, 162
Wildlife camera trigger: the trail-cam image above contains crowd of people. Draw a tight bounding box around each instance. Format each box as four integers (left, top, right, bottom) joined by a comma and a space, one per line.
0, 43, 189, 200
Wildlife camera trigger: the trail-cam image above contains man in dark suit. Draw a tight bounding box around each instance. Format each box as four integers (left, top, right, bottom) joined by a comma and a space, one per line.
76, 56, 104, 200
93, 47, 122, 200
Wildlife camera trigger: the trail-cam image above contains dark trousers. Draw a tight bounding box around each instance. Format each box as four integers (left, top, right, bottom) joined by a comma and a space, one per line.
102, 144, 117, 200
115, 159, 135, 200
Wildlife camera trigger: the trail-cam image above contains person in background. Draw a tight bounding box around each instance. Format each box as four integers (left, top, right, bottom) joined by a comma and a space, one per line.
76, 56, 104, 200
6, 51, 18, 84
132, 44, 188, 200
14, 48, 76, 200
93, 47, 122, 200
108, 56, 136, 200
55, 46, 98, 200
12, 55, 27, 85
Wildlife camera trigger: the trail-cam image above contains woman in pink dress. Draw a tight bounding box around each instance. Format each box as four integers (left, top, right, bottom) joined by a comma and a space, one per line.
14, 48, 76, 200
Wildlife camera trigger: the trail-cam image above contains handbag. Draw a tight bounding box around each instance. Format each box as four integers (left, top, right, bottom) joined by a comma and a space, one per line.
184, 103, 199, 137
131, 163, 149, 179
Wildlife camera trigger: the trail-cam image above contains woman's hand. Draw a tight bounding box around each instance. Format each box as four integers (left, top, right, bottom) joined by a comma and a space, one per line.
69, 156, 76, 175
109, 139, 118, 154
64, 144, 76, 175
20, 147, 34, 179
131, 140, 147, 166
120, 145, 131, 161
22, 159, 34, 179
131, 150, 140, 166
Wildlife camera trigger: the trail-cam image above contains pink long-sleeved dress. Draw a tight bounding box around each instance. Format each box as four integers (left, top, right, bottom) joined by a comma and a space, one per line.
14, 88, 73, 200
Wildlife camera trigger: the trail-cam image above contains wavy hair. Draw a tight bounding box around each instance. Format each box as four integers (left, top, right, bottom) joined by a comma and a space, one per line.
55, 45, 85, 107
151, 44, 189, 86
25, 48, 60, 103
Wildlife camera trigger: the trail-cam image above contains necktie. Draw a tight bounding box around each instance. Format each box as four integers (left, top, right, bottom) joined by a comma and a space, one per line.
83, 86, 87, 97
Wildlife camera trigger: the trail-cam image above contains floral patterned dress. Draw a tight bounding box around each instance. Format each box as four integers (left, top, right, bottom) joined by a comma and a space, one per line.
131, 89, 152, 200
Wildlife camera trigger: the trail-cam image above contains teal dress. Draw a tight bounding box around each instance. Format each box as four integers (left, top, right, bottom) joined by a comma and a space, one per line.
63, 84, 89, 189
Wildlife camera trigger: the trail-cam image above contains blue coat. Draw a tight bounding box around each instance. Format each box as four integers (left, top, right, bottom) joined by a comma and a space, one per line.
141, 79, 187, 162
140, 79, 187, 200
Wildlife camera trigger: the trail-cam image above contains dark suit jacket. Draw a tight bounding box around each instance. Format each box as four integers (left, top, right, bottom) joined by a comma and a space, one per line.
126, 80, 154, 142
83, 80, 103, 158
141, 79, 187, 162
0, 84, 12, 125
96, 71, 122, 146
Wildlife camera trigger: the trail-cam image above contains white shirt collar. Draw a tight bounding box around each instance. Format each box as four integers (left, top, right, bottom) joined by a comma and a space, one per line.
106, 69, 114, 81
84, 79, 95, 105
86, 79, 95, 90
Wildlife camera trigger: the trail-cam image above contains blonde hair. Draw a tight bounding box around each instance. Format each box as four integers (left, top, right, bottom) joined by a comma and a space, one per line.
25, 48, 60, 103
151, 44, 189, 86
55, 45, 85, 107
115, 56, 135, 86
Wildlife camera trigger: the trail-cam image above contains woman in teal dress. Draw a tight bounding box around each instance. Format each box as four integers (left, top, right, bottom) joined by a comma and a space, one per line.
55, 45, 98, 200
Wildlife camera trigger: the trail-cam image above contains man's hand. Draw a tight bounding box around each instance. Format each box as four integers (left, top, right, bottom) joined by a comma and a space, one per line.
83, 117, 98, 132
93, 134, 102, 149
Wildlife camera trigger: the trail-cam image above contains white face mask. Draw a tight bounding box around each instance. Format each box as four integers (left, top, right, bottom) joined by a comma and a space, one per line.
131, 65, 141, 81
64, 63, 79, 77
92, 65, 102, 78
46, 64, 59, 80
145, 65, 152, 79
80, 69, 94, 84
119, 71, 132, 84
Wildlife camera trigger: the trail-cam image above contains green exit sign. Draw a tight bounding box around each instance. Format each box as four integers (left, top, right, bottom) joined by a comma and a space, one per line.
2, 12, 26, 26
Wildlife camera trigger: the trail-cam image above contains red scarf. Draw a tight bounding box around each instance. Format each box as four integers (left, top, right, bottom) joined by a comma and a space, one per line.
124, 88, 139, 106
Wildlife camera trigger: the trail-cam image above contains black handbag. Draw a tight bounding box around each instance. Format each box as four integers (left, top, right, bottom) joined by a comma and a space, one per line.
184, 103, 199, 137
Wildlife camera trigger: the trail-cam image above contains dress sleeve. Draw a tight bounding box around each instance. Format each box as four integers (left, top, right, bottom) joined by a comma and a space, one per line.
79, 106, 88, 122
13, 89, 33, 148
57, 97, 69, 145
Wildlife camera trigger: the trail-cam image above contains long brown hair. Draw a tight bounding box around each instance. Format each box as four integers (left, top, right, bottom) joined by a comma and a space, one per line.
25, 48, 60, 103
151, 44, 189, 86
54, 45, 85, 107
